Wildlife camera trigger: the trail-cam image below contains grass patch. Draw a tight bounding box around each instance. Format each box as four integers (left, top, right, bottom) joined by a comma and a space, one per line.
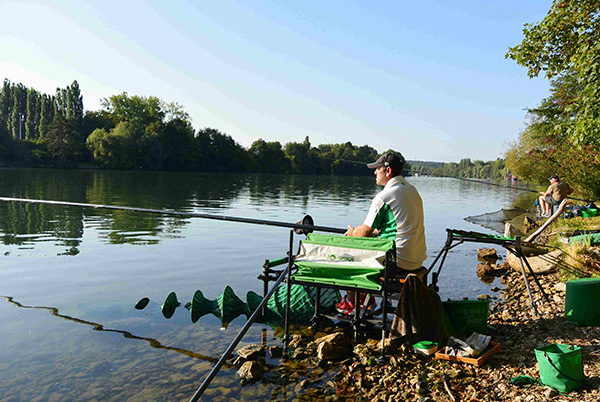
550, 215, 600, 232
539, 216, 600, 280
558, 240, 600, 281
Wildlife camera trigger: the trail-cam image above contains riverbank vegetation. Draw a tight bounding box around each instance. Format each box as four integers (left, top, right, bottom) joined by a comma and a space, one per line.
505, 0, 600, 200
1, 78, 507, 179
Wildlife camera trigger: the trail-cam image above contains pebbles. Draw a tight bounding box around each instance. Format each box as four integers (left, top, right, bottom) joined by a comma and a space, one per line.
305, 270, 600, 401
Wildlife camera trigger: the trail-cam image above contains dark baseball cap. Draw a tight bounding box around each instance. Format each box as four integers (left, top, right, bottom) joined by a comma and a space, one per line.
367, 152, 405, 170
548, 175, 559, 181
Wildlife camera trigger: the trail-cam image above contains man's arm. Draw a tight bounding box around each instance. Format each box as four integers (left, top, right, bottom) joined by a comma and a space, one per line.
540, 185, 552, 196
345, 223, 374, 237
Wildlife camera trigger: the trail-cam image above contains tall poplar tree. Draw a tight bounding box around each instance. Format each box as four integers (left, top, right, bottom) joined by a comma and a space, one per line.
66, 80, 83, 130
26, 89, 39, 140
10, 83, 26, 140
38, 94, 54, 138
0, 79, 11, 131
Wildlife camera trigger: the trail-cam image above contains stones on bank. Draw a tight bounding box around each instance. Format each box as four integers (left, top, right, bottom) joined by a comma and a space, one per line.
229, 270, 600, 401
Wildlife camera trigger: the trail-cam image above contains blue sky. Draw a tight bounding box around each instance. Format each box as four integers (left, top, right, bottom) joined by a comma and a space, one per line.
0, 0, 552, 162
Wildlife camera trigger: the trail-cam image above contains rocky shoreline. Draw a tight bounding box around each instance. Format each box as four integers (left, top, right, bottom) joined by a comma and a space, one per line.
331, 270, 600, 401
233, 268, 600, 401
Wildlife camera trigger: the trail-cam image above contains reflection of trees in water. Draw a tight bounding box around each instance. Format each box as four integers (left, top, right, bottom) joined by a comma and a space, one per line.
0, 201, 83, 249
0, 170, 249, 247
2, 295, 228, 365
247, 174, 377, 209
0, 169, 86, 249
0, 170, 378, 248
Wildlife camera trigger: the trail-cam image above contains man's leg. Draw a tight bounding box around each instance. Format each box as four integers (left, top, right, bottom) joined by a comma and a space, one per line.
539, 195, 549, 215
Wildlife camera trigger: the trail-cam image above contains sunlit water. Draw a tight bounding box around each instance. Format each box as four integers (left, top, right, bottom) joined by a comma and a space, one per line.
0, 169, 536, 401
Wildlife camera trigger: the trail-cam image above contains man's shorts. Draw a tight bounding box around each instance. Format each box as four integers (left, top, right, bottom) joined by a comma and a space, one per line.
545, 195, 561, 206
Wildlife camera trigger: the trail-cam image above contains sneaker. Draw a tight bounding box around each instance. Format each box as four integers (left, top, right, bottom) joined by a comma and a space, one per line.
335, 296, 355, 315
541, 212, 550, 218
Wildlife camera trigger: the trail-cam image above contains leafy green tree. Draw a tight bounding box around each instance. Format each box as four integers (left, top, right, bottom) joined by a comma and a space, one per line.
248, 138, 288, 173
284, 136, 318, 174
101, 92, 166, 131
86, 122, 136, 169
136, 131, 164, 170
196, 127, 247, 172
44, 114, 84, 166
506, 0, 600, 147
506, 0, 600, 80
506, 0, 600, 198
157, 118, 196, 170
82, 110, 113, 138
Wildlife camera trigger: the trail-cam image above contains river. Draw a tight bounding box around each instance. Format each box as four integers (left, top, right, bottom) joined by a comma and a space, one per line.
0, 169, 536, 401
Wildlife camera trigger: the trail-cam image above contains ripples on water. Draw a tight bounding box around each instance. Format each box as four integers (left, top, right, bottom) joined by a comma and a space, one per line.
0, 169, 537, 400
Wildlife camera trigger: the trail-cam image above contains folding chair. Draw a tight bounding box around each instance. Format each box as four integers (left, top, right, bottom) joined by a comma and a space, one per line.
283, 233, 409, 344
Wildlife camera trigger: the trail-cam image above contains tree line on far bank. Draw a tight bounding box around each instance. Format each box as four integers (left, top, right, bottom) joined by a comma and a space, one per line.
408, 159, 506, 180
0, 77, 507, 179
0, 79, 378, 175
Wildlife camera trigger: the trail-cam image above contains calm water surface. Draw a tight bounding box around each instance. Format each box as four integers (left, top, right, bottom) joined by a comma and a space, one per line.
0, 169, 536, 401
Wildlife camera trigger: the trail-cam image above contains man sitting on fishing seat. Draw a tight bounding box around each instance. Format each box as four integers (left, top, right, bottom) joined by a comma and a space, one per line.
339, 152, 427, 313
539, 175, 573, 218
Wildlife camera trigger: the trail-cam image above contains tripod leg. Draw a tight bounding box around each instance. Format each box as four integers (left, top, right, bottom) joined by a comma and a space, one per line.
518, 256, 539, 316
522, 256, 550, 303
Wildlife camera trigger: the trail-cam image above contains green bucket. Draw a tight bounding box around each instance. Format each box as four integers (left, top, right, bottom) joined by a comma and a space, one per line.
442, 299, 490, 336
535, 344, 584, 393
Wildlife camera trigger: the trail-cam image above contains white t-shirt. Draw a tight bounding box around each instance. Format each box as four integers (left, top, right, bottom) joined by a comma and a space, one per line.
363, 176, 427, 270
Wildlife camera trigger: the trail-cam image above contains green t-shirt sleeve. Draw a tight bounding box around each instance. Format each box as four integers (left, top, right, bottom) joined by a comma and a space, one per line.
371, 204, 396, 239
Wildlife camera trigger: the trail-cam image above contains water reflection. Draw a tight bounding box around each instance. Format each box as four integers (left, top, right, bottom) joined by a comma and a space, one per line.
0, 170, 381, 252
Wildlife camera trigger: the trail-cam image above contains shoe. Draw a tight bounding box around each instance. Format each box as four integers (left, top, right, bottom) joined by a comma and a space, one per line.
541, 212, 550, 218
335, 296, 355, 315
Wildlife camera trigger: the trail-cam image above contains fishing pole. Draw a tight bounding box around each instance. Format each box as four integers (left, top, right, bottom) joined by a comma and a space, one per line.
447, 177, 597, 204
320, 156, 369, 165
320, 156, 413, 175
0, 197, 346, 234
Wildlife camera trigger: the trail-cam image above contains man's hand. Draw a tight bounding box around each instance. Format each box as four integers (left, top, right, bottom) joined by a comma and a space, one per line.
346, 224, 374, 237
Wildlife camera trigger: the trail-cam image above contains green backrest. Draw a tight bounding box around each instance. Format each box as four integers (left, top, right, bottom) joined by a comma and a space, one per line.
292, 234, 395, 291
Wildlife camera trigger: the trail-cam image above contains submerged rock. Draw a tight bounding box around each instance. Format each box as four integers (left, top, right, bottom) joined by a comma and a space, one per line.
236, 344, 265, 362
477, 262, 495, 277
268, 346, 283, 359
237, 361, 265, 383
478, 248, 499, 261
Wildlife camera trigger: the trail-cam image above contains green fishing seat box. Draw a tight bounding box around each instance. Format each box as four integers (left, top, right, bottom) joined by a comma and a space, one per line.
442, 299, 490, 336
565, 278, 600, 326
581, 208, 598, 218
